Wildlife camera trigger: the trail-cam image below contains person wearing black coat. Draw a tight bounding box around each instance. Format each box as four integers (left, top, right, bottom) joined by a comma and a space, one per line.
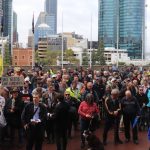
4, 88, 24, 145
64, 91, 79, 138
21, 92, 47, 150
49, 94, 69, 150
121, 90, 140, 144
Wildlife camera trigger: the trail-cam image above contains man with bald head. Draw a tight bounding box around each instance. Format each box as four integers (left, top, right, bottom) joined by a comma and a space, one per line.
81, 82, 99, 103
121, 90, 140, 144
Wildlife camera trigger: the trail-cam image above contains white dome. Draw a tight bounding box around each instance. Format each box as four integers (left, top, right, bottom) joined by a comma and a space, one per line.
38, 23, 50, 28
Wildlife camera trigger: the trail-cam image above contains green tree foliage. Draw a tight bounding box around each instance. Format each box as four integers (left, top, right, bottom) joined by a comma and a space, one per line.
3, 43, 11, 66
35, 50, 61, 65
96, 40, 106, 65
82, 49, 89, 66
92, 50, 97, 65
64, 49, 79, 65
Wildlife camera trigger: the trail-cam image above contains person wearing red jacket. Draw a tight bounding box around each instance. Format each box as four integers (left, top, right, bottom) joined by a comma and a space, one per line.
78, 93, 99, 149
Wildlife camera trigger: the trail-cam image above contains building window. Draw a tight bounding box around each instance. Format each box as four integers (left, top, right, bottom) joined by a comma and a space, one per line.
22, 56, 25, 59
15, 62, 17, 66
30, 62, 32, 66
30, 56, 32, 59
15, 56, 17, 59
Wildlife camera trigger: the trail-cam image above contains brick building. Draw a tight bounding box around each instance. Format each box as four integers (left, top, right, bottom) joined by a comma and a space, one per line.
12, 48, 33, 66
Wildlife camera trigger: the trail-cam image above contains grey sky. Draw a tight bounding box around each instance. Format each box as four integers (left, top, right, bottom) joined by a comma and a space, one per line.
13, 0, 98, 45
14, 0, 149, 51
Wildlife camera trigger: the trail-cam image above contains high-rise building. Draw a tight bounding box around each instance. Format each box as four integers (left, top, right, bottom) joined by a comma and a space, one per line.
44, 0, 57, 34
28, 29, 33, 48
13, 11, 18, 45
145, 0, 150, 60
98, 0, 145, 59
35, 12, 54, 45
0, 0, 3, 35
2, 0, 13, 54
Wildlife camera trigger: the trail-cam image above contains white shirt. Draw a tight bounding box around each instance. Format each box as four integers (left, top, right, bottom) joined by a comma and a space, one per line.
0, 96, 5, 113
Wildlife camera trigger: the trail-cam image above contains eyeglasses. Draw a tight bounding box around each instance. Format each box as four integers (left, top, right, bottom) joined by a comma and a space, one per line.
139, 89, 143, 91
65, 94, 70, 96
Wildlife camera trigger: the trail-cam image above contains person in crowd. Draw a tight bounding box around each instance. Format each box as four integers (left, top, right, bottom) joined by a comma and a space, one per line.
49, 93, 69, 150
78, 93, 99, 149
4, 87, 24, 146
21, 92, 47, 150
121, 90, 140, 144
59, 79, 68, 95
103, 89, 123, 145
66, 80, 81, 102
136, 86, 148, 130
73, 75, 83, 91
81, 82, 99, 103
93, 77, 105, 101
51, 74, 59, 92
64, 91, 79, 138
42, 84, 58, 144
0, 86, 6, 145
21, 85, 33, 104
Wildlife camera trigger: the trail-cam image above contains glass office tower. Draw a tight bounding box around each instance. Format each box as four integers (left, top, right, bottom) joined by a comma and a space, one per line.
44, 0, 57, 34
2, 0, 13, 54
98, 0, 145, 59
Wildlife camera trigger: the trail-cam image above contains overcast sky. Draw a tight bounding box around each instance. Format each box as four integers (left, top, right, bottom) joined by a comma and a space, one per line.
13, 0, 150, 51
13, 0, 98, 46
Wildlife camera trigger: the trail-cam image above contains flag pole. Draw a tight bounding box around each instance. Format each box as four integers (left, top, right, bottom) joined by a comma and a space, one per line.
61, 12, 63, 69
32, 13, 35, 69
0, 16, 4, 76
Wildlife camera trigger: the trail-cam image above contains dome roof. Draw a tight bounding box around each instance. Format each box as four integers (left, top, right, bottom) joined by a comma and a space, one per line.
38, 23, 50, 28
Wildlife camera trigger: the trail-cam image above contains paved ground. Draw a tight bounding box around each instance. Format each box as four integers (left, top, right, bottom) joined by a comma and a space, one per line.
1, 128, 150, 150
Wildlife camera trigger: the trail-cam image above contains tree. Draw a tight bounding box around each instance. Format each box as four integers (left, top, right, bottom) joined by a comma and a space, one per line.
92, 50, 97, 65
64, 49, 79, 65
35, 49, 61, 66
3, 43, 11, 66
96, 40, 106, 65
82, 49, 89, 66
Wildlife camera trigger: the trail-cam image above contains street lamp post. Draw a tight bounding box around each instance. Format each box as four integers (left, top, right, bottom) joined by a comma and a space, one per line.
61, 12, 64, 69
89, 14, 92, 68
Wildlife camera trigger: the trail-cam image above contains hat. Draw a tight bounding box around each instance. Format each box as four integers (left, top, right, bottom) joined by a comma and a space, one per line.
14, 67, 21, 72
11, 87, 19, 93
52, 74, 56, 78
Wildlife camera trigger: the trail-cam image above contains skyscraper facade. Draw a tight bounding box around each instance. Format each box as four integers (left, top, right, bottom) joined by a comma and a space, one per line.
0, 0, 3, 34
2, 0, 13, 54
13, 11, 18, 44
98, 0, 145, 59
44, 0, 57, 34
34, 12, 53, 45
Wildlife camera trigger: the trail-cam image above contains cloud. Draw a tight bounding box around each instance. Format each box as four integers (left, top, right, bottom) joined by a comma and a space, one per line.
13, 0, 98, 45
13, 0, 149, 51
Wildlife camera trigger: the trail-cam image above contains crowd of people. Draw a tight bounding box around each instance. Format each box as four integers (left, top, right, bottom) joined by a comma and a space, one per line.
0, 65, 150, 150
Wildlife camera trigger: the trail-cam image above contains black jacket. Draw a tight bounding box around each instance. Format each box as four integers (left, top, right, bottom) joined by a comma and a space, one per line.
121, 96, 140, 116
105, 97, 121, 118
21, 102, 47, 127
52, 101, 69, 132
4, 97, 24, 128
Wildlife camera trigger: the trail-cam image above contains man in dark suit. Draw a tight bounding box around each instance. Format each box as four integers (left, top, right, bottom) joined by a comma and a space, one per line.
4, 87, 24, 145
21, 92, 47, 150
42, 84, 58, 143
49, 93, 69, 150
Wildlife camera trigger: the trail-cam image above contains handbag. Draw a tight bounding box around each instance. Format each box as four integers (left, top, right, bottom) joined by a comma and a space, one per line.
0, 111, 7, 128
